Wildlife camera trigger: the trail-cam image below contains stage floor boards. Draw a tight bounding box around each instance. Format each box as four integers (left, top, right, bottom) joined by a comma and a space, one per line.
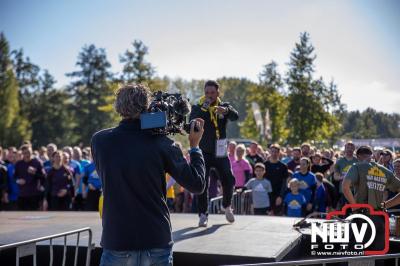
0, 211, 302, 263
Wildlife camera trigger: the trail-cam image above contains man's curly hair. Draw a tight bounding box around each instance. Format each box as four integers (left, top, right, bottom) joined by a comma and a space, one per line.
114, 84, 150, 119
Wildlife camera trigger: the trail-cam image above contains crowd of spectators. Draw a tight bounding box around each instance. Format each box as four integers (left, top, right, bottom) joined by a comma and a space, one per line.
0, 142, 100, 211
1, 140, 399, 218
226, 141, 400, 217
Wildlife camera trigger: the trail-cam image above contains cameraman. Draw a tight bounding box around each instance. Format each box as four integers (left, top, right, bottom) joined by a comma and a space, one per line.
190, 80, 239, 226
92, 84, 206, 266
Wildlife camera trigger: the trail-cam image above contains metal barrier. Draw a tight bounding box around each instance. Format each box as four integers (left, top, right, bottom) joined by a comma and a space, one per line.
0, 227, 93, 266
209, 190, 253, 215
209, 194, 226, 214
235, 253, 400, 266
388, 209, 400, 214
241, 190, 253, 215
233, 191, 241, 213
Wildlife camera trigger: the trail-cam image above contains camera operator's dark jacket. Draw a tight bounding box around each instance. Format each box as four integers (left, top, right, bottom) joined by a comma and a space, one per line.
190, 101, 239, 154
91, 119, 206, 250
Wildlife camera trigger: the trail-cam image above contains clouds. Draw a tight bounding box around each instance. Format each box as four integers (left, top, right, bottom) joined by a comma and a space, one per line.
340, 80, 400, 113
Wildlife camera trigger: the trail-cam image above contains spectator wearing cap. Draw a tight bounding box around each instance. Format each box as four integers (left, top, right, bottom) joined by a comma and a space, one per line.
300, 143, 312, 158
379, 149, 394, 172
343, 146, 400, 259
373, 148, 384, 163
284, 178, 307, 217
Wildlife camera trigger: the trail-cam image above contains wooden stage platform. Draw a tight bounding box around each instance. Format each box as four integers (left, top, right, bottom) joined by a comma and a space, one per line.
0, 211, 303, 265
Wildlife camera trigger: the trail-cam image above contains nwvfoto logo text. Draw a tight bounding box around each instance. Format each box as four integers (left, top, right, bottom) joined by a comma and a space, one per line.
310, 204, 389, 256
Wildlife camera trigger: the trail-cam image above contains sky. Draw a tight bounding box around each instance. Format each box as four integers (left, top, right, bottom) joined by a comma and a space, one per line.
1, 0, 399, 113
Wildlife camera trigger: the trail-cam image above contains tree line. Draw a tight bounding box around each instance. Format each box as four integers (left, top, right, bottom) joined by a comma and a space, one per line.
1, 32, 399, 148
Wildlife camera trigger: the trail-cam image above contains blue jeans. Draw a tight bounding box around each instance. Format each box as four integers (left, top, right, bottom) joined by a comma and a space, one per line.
100, 247, 173, 266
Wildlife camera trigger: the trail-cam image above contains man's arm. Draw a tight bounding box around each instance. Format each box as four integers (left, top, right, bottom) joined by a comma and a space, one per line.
90, 134, 101, 185
333, 161, 342, 181
383, 172, 400, 208
342, 165, 359, 205
189, 104, 206, 121
0, 166, 7, 193
279, 165, 289, 198
166, 177, 176, 190
384, 192, 400, 209
342, 180, 357, 204
35, 161, 46, 185
222, 103, 239, 121
0, 166, 7, 203
164, 119, 206, 194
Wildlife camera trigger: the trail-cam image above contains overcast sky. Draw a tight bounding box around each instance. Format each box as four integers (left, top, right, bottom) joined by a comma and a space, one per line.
1, 0, 399, 113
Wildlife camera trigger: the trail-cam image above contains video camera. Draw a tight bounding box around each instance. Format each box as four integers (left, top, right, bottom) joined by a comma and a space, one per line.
140, 91, 195, 135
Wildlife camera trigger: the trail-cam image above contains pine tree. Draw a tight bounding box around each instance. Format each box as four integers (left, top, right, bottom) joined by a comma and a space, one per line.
29, 70, 77, 146
0, 33, 31, 146
11, 48, 40, 119
119, 40, 155, 84
340, 108, 400, 139
67, 44, 115, 145
285, 32, 341, 145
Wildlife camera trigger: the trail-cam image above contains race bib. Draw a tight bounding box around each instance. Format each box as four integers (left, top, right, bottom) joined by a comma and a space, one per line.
215, 139, 228, 158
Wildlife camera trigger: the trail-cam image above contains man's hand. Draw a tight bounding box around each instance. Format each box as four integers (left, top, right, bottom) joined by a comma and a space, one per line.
2, 193, 9, 204
306, 203, 313, 211
42, 199, 48, 211
16, 178, 26, 185
333, 172, 342, 181
27, 166, 37, 175
188, 118, 204, 148
215, 106, 228, 115
57, 189, 68, 197
275, 196, 282, 206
